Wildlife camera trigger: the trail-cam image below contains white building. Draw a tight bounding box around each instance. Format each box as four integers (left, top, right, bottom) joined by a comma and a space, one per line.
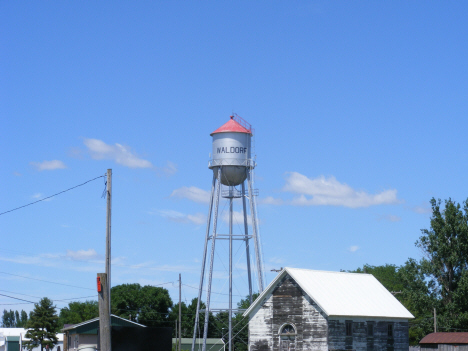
243, 268, 414, 351
0, 328, 63, 351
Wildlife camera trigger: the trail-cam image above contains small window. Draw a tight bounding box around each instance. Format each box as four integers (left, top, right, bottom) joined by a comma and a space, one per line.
280, 324, 296, 341
368, 322, 374, 337
281, 325, 295, 334
388, 324, 393, 337
346, 321, 353, 336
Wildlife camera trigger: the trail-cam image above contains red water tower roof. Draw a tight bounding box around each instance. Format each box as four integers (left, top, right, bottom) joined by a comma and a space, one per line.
211, 116, 252, 136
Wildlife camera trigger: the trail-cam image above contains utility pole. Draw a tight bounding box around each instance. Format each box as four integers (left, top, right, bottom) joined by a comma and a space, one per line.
98, 273, 111, 351
106, 169, 112, 313
179, 274, 182, 351
434, 308, 437, 333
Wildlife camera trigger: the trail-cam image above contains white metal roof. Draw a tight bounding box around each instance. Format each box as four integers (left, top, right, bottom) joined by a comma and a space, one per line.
61, 314, 146, 331
244, 267, 414, 319
0, 328, 64, 342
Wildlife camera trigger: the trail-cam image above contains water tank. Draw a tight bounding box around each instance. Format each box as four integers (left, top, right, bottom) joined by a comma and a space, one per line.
209, 116, 253, 186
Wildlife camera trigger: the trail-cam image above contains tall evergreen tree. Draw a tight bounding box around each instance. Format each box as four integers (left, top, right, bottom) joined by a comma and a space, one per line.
20, 310, 28, 327
23, 298, 59, 351
1, 309, 15, 327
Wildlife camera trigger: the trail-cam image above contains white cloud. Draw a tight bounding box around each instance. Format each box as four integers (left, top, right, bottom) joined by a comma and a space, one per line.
222, 210, 253, 226
258, 196, 283, 205
0, 249, 101, 267
83, 138, 152, 168
378, 214, 401, 222
158, 210, 206, 225
66, 249, 100, 261
31, 193, 52, 202
348, 245, 360, 252
160, 161, 177, 176
30, 160, 66, 171
269, 257, 285, 264
283, 172, 400, 208
413, 206, 432, 214
171, 186, 210, 204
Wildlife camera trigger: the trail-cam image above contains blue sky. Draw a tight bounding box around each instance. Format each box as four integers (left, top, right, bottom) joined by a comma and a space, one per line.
2, 1, 468, 314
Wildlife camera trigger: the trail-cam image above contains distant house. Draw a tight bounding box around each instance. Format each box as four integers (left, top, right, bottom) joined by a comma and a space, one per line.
0, 335, 20, 351
0, 328, 63, 351
243, 268, 414, 351
420, 332, 468, 351
172, 338, 225, 351
61, 315, 146, 350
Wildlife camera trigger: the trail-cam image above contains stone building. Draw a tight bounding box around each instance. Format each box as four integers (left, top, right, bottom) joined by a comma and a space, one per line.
243, 268, 413, 351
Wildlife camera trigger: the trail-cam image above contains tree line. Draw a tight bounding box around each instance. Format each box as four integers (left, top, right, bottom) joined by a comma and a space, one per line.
3, 197, 468, 349
2, 284, 254, 351
1, 309, 28, 327
349, 198, 468, 345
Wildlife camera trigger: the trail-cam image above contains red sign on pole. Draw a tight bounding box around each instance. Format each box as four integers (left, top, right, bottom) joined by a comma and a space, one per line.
97, 277, 102, 292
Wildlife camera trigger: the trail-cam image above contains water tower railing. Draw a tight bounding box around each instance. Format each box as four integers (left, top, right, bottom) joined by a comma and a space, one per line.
208, 158, 256, 168
232, 113, 253, 134
221, 188, 259, 198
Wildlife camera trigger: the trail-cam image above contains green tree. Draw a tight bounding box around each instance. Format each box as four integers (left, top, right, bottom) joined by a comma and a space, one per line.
350, 263, 437, 345
17, 310, 28, 327
212, 294, 259, 351
399, 198, 468, 343
349, 199, 468, 344
111, 283, 173, 327
1, 309, 28, 327
1, 309, 15, 327
23, 297, 59, 351
351, 264, 404, 293
169, 298, 217, 338
17, 310, 28, 328
399, 258, 437, 345
417, 198, 468, 306
416, 198, 468, 328
58, 300, 99, 327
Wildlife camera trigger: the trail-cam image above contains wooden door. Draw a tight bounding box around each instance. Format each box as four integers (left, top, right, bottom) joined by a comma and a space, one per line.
281, 336, 295, 351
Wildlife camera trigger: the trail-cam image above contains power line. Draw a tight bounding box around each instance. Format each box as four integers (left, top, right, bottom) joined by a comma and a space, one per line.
0, 293, 36, 304
0, 271, 94, 291
0, 293, 98, 306
182, 283, 244, 297
0, 289, 49, 299
0, 174, 106, 216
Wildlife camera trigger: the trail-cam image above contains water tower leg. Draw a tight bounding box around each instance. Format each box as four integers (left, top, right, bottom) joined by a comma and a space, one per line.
242, 181, 253, 303
192, 171, 217, 351
247, 168, 264, 292
202, 167, 222, 351
229, 188, 233, 351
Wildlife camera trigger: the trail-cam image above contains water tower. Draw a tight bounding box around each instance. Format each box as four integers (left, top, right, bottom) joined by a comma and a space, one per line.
192, 114, 265, 351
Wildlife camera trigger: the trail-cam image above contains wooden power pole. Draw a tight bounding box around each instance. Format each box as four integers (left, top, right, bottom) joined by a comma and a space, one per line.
98, 273, 111, 351
179, 273, 182, 351
106, 169, 112, 312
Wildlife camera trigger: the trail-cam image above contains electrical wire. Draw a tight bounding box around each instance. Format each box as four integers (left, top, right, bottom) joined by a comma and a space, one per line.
0, 174, 106, 216
0, 271, 94, 291
182, 283, 244, 297
0, 293, 36, 304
